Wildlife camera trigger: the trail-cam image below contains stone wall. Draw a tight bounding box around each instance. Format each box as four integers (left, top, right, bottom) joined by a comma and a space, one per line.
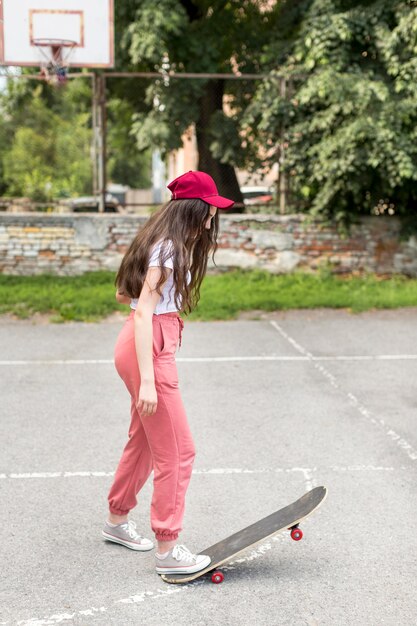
0, 212, 416, 277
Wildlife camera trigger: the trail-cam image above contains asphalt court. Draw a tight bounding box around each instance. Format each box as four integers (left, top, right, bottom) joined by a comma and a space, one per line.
1, 307, 417, 625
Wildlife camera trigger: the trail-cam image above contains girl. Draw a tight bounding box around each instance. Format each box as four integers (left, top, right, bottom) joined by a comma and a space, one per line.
102, 170, 234, 575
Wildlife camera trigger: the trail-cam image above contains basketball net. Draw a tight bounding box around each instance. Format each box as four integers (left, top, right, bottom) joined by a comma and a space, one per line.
33, 38, 76, 86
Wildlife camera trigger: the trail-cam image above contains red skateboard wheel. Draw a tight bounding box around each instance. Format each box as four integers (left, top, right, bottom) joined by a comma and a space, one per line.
290, 527, 303, 541
211, 571, 224, 584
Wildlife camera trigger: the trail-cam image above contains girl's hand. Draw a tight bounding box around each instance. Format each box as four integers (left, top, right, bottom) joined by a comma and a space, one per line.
115, 289, 131, 304
137, 380, 158, 416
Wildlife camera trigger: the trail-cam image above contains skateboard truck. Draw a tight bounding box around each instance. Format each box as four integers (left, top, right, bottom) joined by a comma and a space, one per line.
289, 524, 303, 541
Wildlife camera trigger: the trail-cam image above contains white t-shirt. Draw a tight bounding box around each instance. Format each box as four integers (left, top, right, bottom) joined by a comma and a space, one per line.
130, 239, 191, 315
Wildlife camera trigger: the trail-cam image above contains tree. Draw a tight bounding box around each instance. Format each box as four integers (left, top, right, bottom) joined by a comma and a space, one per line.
0, 74, 152, 198
243, 0, 417, 224
106, 96, 152, 189
121, 0, 281, 202
1, 84, 92, 201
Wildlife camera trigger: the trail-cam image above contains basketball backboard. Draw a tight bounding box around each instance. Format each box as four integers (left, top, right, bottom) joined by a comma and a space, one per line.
0, 0, 114, 68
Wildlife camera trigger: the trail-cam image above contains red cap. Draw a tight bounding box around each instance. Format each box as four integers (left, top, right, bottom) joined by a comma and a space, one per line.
167, 170, 235, 209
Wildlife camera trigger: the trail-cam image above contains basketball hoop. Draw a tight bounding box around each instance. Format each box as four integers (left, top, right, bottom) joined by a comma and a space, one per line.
0, 1, 114, 73
33, 38, 76, 85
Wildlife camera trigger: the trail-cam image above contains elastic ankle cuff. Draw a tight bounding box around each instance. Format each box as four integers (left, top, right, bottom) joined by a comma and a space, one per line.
109, 506, 129, 516
155, 532, 179, 541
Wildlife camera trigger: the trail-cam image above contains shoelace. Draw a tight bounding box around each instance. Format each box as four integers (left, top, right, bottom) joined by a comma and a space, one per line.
171, 544, 197, 564
120, 520, 143, 541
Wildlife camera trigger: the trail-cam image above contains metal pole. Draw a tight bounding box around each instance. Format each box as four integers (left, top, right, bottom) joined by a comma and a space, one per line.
279, 76, 287, 215
4, 70, 276, 80
103, 71, 269, 80
97, 74, 107, 213
91, 73, 98, 197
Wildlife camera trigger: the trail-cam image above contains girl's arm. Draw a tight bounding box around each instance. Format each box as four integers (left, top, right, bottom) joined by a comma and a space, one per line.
133, 267, 172, 415
115, 289, 131, 304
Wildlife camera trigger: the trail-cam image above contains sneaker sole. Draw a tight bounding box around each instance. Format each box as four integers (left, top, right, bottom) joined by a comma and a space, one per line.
155, 556, 211, 574
102, 530, 154, 551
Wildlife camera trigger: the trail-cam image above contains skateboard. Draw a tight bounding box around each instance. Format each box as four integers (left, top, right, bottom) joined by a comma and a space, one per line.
161, 485, 327, 584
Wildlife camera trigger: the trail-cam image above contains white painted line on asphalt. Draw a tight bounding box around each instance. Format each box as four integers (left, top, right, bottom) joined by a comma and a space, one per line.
193, 467, 309, 475
0, 471, 116, 479
12, 580, 207, 625
270, 320, 417, 462
300, 468, 317, 491
0, 359, 114, 365
1, 354, 417, 366
0, 467, 309, 479
0, 465, 411, 480
329, 465, 400, 471
323, 355, 417, 360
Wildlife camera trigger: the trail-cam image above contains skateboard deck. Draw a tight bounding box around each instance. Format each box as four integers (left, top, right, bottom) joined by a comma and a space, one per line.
161, 485, 327, 584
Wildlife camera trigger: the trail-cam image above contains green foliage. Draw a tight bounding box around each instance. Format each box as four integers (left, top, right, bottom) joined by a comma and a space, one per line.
0, 75, 153, 198
125, 0, 187, 66
0, 81, 92, 201
243, 0, 417, 223
208, 110, 247, 167
2, 90, 91, 202
107, 97, 152, 188
124, 0, 280, 169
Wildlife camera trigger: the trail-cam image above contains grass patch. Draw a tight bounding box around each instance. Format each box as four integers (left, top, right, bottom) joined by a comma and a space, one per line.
0, 268, 416, 322
0, 271, 123, 322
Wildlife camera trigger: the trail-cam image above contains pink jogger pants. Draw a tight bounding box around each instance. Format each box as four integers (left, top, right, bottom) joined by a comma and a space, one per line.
107, 310, 195, 542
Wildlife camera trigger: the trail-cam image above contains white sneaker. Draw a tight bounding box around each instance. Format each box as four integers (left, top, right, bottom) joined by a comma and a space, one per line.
102, 519, 154, 551
155, 544, 211, 574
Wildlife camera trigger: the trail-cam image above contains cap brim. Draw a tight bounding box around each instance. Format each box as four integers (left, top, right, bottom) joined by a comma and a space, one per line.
203, 194, 235, 209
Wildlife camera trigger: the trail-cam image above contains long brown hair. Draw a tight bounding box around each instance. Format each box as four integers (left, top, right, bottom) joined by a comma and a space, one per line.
115, 198, 220, 315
